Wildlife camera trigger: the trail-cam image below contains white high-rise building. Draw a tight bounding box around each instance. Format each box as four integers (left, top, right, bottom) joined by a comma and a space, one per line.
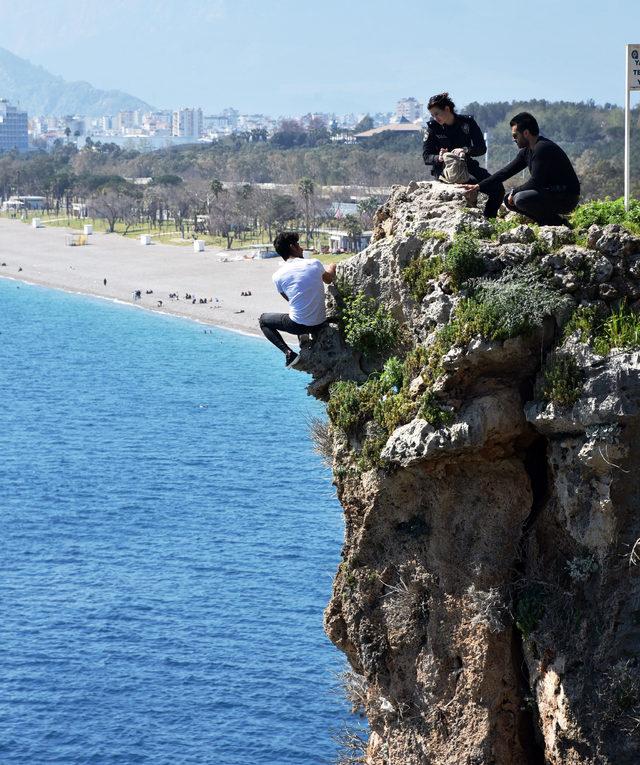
172, 108, 203, 139
395, 97, 423, 123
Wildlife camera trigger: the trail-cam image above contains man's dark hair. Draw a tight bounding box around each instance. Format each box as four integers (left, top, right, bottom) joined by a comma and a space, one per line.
273, 231, 299, 259
509, 112, 539, 136
427, 92, 455, 112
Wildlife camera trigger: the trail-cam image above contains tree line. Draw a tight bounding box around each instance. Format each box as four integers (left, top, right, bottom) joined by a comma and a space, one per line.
0, 145, 380, 249
2, 99, 640, 239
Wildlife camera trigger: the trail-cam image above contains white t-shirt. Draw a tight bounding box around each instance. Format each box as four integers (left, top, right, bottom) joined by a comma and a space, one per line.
272, 257, 327, 326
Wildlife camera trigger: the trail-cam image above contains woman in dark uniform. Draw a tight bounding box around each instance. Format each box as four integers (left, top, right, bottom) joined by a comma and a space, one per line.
423, 92, 504, 218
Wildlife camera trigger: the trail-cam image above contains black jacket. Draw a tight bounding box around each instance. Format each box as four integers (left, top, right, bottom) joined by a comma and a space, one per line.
422, 114, 486, 177
477, 136, 580, 196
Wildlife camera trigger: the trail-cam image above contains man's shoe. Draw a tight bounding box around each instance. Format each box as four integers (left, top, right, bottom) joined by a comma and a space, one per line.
285, 351, 301, 369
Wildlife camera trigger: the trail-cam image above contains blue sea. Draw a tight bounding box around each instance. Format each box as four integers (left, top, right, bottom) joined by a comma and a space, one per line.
0, 279, 351, 765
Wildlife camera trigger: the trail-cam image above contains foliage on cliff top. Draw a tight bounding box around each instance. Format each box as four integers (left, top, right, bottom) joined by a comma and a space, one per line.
564, 303, 640, 355
408, 265, 571, 392
570, 197, 640, 234
488, 217, 523, 239
462, 265, 571, 340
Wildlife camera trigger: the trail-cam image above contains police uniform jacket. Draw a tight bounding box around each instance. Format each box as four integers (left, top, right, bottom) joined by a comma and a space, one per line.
422, 114, 486, 178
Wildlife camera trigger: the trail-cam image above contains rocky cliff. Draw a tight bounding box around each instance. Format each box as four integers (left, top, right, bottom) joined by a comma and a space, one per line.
300, 182, 640, 764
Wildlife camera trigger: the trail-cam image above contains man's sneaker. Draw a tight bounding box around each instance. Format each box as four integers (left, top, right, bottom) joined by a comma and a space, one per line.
285, 351, 301, 369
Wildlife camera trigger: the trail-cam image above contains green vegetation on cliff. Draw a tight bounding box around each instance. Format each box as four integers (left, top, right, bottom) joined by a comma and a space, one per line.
564, 303, 640, 355
329, 264, 570, 471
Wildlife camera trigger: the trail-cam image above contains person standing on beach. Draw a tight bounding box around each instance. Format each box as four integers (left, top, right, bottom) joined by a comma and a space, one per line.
259, 232, 336, 368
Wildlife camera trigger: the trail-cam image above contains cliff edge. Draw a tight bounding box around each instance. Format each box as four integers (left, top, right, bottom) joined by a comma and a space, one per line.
302, 182, 640, 764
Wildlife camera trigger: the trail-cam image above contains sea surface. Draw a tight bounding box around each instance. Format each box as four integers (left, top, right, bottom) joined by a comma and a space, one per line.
0, 279, 352, 765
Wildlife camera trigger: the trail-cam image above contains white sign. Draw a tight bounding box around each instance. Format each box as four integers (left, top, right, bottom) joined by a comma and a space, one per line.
625, 45, 640, 209
628, 44, 640, 90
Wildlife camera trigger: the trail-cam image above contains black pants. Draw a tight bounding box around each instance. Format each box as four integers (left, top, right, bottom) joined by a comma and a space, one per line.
505, 190, 579, 226
259, 313, 325, 355
469, 168, 504, 219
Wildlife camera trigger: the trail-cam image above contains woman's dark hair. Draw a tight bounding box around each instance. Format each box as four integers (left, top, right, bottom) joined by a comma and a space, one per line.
427, 92, 455, 113
509, 112, 540, 136
273, 231, 300, 259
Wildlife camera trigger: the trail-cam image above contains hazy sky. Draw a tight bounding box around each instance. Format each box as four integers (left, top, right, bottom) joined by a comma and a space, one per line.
1, 0, 639, 115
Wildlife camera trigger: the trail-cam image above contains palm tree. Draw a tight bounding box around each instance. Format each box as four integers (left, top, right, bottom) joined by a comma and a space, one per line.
298, 177, 314, 247
343, 214, 362, 253
357, 196, 381, 228
210, 179, 224, 200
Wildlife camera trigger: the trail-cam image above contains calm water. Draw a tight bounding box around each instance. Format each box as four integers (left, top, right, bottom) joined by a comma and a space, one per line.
0, 279, 349, 765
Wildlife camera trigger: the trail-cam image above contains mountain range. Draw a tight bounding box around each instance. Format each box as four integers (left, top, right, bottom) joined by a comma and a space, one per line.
0, 47, 152, 117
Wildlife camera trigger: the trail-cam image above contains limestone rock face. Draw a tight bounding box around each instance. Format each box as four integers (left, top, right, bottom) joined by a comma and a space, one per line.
382, 387, 526, 466
303, 182, 640, 765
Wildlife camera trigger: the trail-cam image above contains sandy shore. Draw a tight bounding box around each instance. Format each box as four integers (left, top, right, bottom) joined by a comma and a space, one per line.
0, 218, 300, 338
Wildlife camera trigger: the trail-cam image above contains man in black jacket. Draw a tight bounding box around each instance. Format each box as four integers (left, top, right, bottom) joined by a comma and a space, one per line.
423, 93, 504, 218
464, 112, 580, 226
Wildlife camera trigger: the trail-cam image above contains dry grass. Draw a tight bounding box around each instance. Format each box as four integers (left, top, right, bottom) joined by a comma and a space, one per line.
332, 725, 368, 765
307, 416, 333, 467
599, 659, 640, 734
631, 538, 640, 567
466, 584, 507, 633
337, 669, 368, 717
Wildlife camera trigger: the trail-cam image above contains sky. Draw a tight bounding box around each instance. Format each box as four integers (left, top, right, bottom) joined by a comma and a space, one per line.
1, 0, 639, 115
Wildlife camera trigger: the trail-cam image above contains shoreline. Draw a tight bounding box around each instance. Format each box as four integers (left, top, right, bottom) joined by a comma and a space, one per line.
0, 217, 295, 339
0, 272, 262, 339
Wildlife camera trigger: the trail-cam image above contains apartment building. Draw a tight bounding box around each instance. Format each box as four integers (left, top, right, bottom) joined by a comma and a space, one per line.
172, 108, 203, 139
0, 99, 28, 152
395, 97, 423, 123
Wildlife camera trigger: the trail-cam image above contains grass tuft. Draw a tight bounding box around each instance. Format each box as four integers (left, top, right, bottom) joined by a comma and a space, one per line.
419, 228, 448, 242
402, 255, 443, 302
542, 353, 584, 407
515, 587, 545, 640
563, 303, 640, 356
443, 231, 485, 288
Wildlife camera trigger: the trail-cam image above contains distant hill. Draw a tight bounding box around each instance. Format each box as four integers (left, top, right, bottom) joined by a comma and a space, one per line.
0, 47, 153, 117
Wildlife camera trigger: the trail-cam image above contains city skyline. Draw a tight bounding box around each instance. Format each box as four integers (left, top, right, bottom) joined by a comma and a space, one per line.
19, 101, 413, 152
1, 0, 639, 114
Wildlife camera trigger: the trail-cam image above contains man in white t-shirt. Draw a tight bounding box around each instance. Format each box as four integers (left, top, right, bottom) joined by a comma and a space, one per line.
259, 231, 336, 368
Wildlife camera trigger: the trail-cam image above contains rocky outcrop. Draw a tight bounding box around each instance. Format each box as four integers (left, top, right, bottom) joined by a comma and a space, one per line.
302, 183, 640, 764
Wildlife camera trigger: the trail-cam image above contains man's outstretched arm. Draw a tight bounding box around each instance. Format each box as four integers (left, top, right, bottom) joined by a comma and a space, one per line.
322, 263, 337, 284
462, 151, 527, 195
